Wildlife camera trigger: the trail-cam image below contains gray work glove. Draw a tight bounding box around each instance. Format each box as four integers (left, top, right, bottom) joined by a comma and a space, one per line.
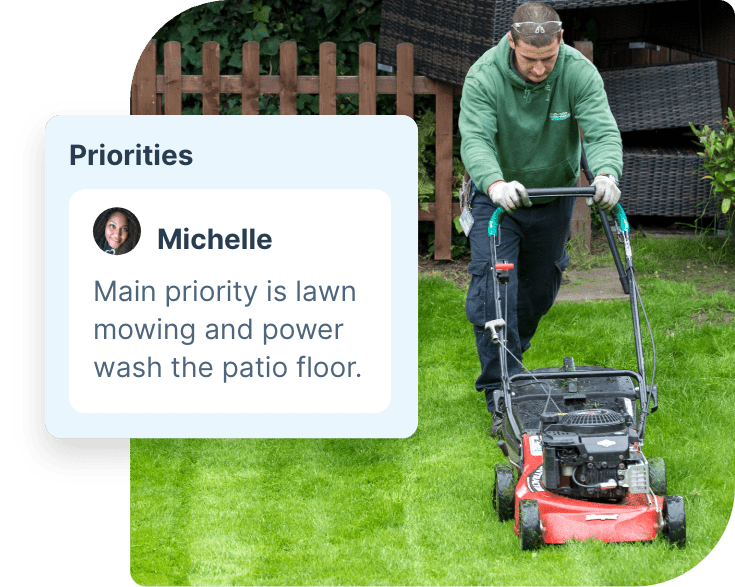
588, 175, 621, 212
489, 180, 531, 213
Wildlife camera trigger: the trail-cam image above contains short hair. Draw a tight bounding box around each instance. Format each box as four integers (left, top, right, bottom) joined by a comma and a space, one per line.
93, 207, 142, 255
510, 2, 562, 48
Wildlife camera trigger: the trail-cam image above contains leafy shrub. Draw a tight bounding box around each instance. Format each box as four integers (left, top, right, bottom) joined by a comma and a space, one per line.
690, 108, 735, 232
417, 109, 436, 211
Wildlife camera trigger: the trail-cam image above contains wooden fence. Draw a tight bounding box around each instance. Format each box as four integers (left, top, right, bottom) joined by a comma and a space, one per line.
131, 40, 461, 260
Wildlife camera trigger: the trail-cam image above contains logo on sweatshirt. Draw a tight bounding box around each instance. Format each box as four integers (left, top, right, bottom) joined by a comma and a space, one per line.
549, 111, 571, 121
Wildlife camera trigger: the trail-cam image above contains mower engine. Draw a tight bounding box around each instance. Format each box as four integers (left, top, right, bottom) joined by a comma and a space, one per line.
539, 409, 648, 500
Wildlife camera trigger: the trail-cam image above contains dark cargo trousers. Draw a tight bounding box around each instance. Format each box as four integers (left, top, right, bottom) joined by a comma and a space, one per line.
465, 186, 576, 413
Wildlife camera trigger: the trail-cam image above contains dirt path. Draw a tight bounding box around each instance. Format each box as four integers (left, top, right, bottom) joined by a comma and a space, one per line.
418, 258, 628, 301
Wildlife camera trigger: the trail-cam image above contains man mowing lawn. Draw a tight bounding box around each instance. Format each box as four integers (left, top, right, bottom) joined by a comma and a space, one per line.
459, 1, 623, 436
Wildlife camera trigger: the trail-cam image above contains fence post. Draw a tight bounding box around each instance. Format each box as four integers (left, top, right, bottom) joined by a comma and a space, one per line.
280, 42, 298, 115
163, 42, 182, 115
131, 40, 157, 115
242, 42, 260, 115
320, 42, 337, 115
434, 81, 454, 260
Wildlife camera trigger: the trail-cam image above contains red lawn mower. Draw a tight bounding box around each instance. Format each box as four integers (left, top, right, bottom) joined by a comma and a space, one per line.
487, 166, 685, 550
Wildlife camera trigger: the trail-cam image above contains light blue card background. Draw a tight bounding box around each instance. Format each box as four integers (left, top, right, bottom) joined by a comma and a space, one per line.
45, 115, 418, 438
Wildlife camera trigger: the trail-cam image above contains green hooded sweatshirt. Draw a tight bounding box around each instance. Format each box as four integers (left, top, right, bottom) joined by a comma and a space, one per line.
459, 35, 622, 198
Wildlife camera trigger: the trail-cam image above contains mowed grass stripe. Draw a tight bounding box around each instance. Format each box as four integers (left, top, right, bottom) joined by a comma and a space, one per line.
247, 439, 407, 585
130, 439, 196, 586
184, 439, 264, 585
417, 278, 525, 584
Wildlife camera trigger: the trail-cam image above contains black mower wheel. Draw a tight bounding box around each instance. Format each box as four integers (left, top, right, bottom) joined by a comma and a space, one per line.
663, 495, 686, 546
493, 463, 515, 522
518, 499, 543, 551
648, 457, 667, 495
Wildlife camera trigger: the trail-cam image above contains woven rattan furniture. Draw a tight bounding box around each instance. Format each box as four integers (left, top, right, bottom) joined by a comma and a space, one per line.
620, 147, 716, 216
377, 0, 494, 86
601, 60, 722, 131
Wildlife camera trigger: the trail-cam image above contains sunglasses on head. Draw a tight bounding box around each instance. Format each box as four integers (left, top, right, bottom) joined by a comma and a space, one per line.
511, 21, 562, 35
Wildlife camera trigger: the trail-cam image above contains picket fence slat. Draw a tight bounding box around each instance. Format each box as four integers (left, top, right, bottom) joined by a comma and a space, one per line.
280, 42, 298, 115
133, 39, 459, 259
164, 42, 182, 115
396, 43, 414, 118
203, 42, 220, 115
320, 42, 337, 115
242, 41, 260, 115
132, 40, 157, 115
359, 43, 377, 115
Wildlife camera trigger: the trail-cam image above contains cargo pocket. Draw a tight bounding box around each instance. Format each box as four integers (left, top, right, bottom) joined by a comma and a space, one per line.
546, 249, 570, 311
465, 259, 490, 326
556, 248, 570, 275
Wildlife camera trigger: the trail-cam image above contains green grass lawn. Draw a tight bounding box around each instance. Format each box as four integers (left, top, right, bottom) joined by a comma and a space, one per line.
131, 236, 735, 586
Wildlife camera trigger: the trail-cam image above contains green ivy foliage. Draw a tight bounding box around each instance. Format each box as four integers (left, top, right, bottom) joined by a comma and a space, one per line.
151, 0, 389, 115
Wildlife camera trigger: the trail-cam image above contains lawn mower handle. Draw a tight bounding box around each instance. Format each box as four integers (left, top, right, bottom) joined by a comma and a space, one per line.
486, 189, 631, 296
487, 195, 629, 237
526, 187, 595, 197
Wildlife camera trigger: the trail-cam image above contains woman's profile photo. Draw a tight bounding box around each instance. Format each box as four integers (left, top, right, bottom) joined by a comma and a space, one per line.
92, 207, 141, 255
